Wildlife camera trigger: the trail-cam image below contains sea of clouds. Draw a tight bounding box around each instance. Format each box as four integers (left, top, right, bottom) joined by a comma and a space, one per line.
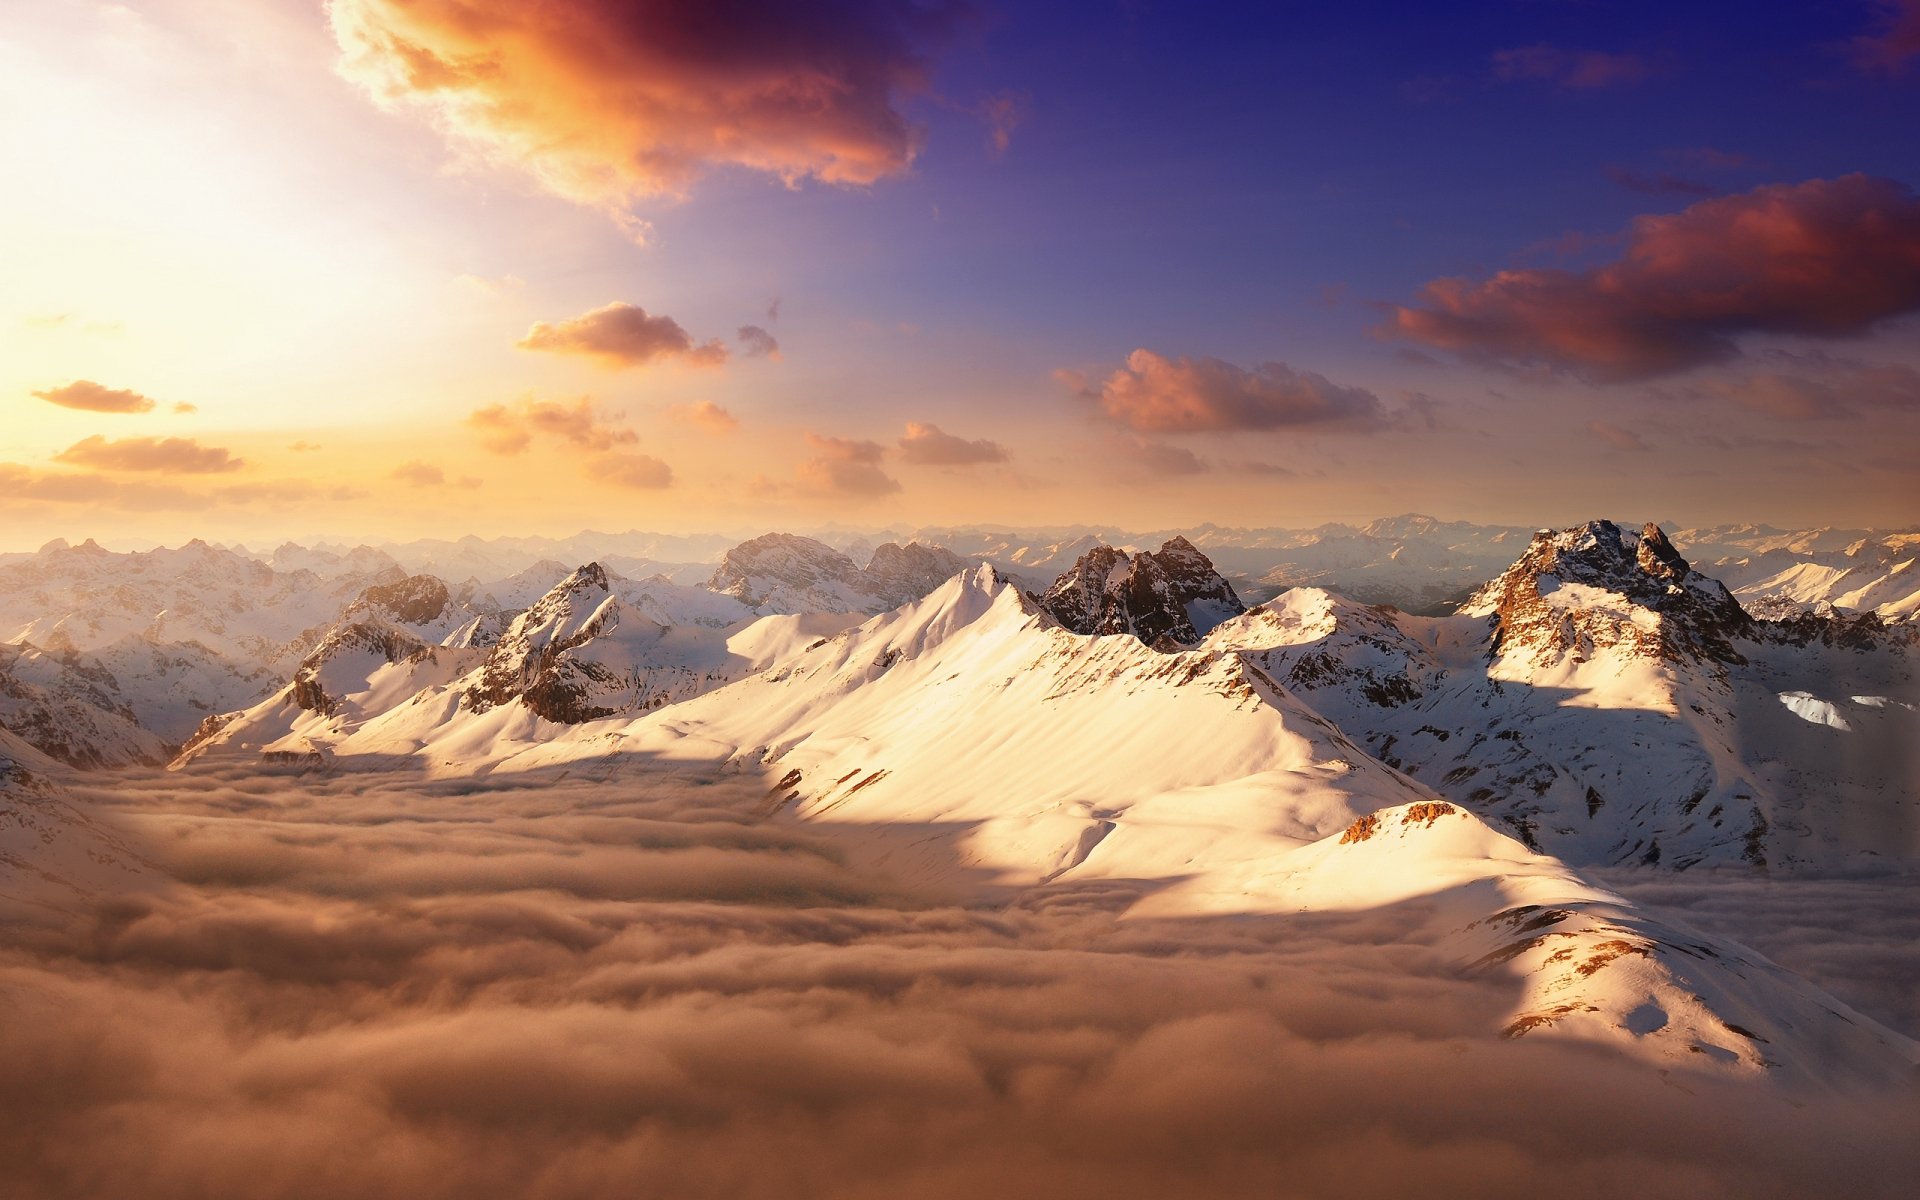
1, 764, 1915, 1200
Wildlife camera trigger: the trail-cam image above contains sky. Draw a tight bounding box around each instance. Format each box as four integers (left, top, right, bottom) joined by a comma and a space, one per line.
2, 0, 1918, 548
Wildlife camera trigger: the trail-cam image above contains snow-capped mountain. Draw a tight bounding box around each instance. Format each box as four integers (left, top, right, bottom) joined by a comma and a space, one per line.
708, 533, 969, 614
1038, 536, 1245, 645
0, 533, 964, 769
176, 563, 1915, 1086
256, 540, 406, 580
0, 538, 388, 663
463, 563, 664, 723
336, 573, 492, 642
1212, 521, 1919, 872
1704, 533, 1920, 623
0, 641, 169, 767
904, 517, 1534, 612
1461, 521, 1753, 664
0, 727, 152, 920
179, 560, 860, 764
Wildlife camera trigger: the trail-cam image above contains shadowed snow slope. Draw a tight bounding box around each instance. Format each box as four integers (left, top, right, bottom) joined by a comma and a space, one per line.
173, 564, 1917, 1087
0, 728, 152, 920
1210, 523, 1920, 872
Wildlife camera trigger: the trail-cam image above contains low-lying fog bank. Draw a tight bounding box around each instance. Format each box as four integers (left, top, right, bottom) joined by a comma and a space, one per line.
1, 767, 1915, 1200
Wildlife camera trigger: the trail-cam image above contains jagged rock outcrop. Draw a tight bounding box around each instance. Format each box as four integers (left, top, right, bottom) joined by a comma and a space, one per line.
352, 574, 453, 626
1039, 536, 1245, 645
1753, 603, 1912, 651
282, 573, 487, 715
463, 563, 653, 723
290, 623, 437, 715
1464, 521, 1753, 665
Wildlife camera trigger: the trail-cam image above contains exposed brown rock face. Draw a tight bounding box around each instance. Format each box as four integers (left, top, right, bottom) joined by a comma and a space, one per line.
1466, 520, 1753, 665
461, 563, 643, 724
290, 623, 434, 715
1753, 603, 1909, 651
1039, 536, 1245, 646
354, 575, 453, 626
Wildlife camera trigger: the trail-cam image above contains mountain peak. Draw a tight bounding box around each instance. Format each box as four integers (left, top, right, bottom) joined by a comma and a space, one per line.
707, 534, 862, 610
563, 561, 611, 592
1039, 537, 1244, 645
707, 533, 971, 615
1469, 519, 1752, 664
1635, 521, 1689, 580
463, 563, 629, 722
351, 574, 454, 627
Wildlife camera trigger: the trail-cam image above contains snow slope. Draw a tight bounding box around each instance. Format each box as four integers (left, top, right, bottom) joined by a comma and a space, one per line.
0, 728, 153, 920
179, 564, 859, 766
1212, 523, 1920, 871
177, 564, 1917, 1086
0, 641, 169, 767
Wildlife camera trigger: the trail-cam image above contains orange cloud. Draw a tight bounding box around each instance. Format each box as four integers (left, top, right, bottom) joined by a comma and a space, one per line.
465, 398, 671, 486
518, 303, 727, 368
897, 422, 1009, 466
0, 463, 202, 509
327, 0, 955, 230
54, 436, 243, 474
391, 461, 446, 487
798, 432, 899, 496
468, 398, 640, 455
586, 451, 674, 490
1388, 175, 1920, 380
670, 401, 740, 435
1082, 350, 1382, 433
31, 380, 157, 414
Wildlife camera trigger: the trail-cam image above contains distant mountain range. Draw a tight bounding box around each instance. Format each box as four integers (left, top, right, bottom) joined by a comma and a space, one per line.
6, 515, 1918, 1087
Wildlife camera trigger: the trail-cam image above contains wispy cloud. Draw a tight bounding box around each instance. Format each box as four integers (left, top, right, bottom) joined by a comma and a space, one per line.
54, 436, 243, 474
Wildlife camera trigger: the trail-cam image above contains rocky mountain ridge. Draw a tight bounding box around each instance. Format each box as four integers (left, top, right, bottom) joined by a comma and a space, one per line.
1038, 536, 1246, 645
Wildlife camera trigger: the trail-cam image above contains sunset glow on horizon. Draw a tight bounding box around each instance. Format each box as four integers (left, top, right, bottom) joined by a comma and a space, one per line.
4, 9, 1920, 1197
3, 0, 1917, 549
